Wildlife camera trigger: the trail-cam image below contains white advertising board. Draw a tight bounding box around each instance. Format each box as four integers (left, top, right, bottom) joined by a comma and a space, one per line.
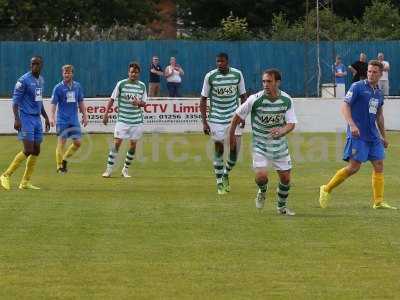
0, 98, 399, 134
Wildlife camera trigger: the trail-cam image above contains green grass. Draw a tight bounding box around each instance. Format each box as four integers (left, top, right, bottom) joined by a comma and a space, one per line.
0, 132, 399, 299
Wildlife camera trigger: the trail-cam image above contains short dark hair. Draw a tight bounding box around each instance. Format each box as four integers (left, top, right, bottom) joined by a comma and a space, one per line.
129, 61, 141, 72
31, 55, 43, 62
263, 68, 282, 81
217, 52, 229, 60
368, 60, 383, 71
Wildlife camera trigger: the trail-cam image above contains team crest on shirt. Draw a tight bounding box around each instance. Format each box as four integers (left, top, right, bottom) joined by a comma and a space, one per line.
15, 81, 23, 90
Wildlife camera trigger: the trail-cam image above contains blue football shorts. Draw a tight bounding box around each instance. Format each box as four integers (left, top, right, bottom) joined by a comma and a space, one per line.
56, 122, 82, 139
343, 137, 385, 162
18, 113, 43, 143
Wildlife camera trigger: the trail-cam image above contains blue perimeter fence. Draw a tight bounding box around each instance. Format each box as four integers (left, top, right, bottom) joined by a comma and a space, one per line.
1, 40, 399, 98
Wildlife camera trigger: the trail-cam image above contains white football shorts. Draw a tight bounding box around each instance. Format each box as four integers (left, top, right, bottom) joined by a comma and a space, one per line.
114, 121, 143, 140
209, 122, 243, 142
252, 151, 292, 171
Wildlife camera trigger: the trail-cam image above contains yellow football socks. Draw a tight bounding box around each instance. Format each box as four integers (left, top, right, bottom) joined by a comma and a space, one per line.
21, 155, 38, 184
372, 171, 384, 205
325, 167, 350, 193
63, 144, 79, 160
3, 151, 27, 177
56, 141, 65, 169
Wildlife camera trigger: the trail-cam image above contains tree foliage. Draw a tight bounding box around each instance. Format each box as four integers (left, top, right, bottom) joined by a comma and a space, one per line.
270, 0, 400, 41
178, 0, 400, 41
0, 0, 160, 41
1, 0, 400, 41
176, 0, 305, 30
218, 13, 251, 40
360, 0, 400, 40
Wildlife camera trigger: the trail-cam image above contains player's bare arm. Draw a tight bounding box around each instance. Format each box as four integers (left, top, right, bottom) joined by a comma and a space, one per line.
12, 103, 21, 131
341, 102, 359, 137
41, 106, 50, 132
239, 93, 247, 128
270, 123, 295, 139
103, 98, 114, 125
376, 106, 388, 148
200, 96, 210, 135
131, 96, 146, 108
49, 103, 56, 127
229, 114, 242, 151
79, 101, 88, 127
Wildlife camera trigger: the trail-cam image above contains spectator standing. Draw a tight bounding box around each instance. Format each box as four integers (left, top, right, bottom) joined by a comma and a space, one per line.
165, 57, 184, 97
377, 52, 390, 96
148, 56, 163, 97
332, 55, 347, 97
349, 53, 368, 83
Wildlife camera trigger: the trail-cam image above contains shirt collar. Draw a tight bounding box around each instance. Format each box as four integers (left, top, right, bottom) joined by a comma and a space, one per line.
28, 72, 40, 80
363, 80, 380, 91
264, 89, 281, 101
218, 67, 230, 75
62, 80, 74, 89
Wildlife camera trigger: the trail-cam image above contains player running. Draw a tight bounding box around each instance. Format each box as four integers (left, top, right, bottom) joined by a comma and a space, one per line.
102, 62, 147, 178
200, 52, 247, 194
50, 64, 88, 173
229, 69, 297, 215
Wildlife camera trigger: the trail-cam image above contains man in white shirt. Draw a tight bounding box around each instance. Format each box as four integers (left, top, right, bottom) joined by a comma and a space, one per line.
377, 52, 390, 96
165, 57, 184, 97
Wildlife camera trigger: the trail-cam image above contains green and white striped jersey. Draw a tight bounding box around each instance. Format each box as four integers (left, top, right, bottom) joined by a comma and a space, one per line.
111, 79, 147, 125
236, 90, 297, 160
201, 67, 246, 125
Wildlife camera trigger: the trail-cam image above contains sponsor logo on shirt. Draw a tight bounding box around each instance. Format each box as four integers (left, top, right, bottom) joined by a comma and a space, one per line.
35, 88, 43, 102
214, 86, 236, 97
368, 98, 379, 114
260, 114, 284, 125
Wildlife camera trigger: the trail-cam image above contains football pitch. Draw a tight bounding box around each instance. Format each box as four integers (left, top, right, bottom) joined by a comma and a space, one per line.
0, 132, 399, 299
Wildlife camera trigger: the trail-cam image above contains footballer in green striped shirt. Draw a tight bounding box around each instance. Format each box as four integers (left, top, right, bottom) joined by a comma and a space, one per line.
102, 62, 147, 178
230, 68, 297, 215
200, 53, 247, 195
